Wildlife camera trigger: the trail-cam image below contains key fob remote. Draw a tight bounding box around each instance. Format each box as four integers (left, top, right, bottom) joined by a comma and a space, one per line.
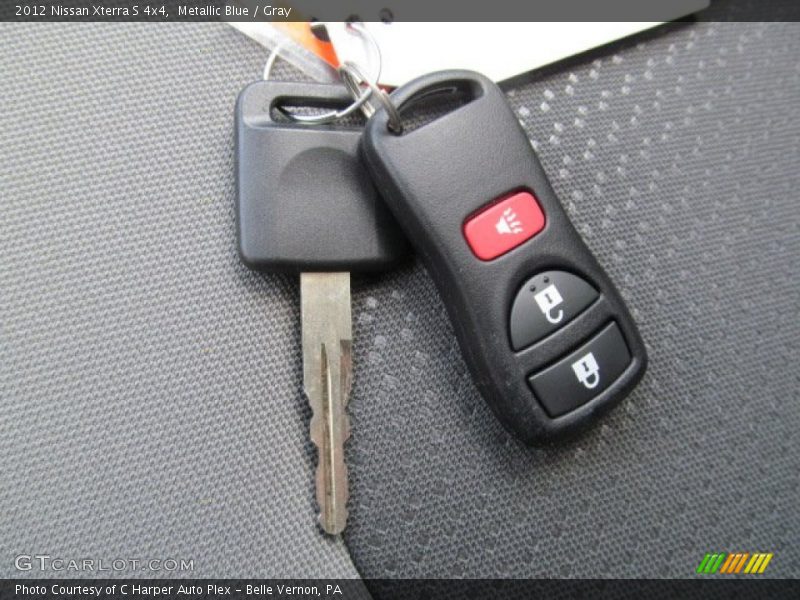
362, 71, 647, 443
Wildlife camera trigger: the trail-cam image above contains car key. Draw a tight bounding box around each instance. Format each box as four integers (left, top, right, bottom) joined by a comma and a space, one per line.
299, 271, 351, 535
235, 80, 407, 533
361, 70, 647, 444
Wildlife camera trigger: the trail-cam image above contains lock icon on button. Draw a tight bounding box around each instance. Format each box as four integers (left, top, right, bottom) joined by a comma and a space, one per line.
571, 352, 600, 389
533, 284, 564, 324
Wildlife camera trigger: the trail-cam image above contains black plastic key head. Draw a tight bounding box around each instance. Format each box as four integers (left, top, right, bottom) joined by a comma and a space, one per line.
235, 81, 407, 272
361, 71, 647, 444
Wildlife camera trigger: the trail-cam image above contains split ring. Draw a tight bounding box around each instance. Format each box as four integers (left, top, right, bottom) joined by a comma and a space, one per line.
338, 61, 403, 134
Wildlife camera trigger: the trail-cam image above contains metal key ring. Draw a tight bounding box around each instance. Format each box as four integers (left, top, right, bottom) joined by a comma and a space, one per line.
275, 83, 373, 124
339, 61, 404, 134
264, 21, 380, 126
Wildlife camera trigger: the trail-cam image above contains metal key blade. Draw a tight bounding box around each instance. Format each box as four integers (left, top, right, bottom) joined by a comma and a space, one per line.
301, 272, 352, 535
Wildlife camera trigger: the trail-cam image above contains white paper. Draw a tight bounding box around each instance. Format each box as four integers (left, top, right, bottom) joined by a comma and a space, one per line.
327, 22, 667, 86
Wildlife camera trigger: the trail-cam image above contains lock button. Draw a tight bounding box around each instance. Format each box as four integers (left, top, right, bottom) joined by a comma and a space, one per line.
509, 271, 598, 350
528, 322, 631, 418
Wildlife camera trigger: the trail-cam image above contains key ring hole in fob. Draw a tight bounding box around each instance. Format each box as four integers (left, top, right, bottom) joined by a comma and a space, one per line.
270, 96, 367, 128
389, 79, 482, 135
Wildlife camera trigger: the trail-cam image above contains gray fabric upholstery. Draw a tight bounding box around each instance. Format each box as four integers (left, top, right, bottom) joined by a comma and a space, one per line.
0, 23, 358, 579
343, 20, 800, 579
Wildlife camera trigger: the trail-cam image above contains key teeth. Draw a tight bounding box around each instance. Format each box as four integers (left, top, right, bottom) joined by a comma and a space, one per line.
340, 339, 353, 402
309, 410, 350, 535
308, 413, 351, 447
307, 338, 352, 536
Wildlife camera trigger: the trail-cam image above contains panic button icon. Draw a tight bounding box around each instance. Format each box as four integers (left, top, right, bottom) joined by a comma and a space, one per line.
463, 191, 546, 260
495, 207, 524, 235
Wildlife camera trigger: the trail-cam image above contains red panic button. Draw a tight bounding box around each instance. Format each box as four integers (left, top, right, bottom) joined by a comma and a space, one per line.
463, 191, 545, 260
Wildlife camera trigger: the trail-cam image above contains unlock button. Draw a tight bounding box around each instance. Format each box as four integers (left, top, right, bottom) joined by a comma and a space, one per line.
528, 322, 631, 418
509, 271, 598, 350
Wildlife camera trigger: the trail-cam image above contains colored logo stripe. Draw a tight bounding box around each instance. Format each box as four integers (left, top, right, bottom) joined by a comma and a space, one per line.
719, 553, 736, 573
699, 552, 773, 574
718, 553, 748, 574
696, 553, 726, 574
745, 553, 773, 574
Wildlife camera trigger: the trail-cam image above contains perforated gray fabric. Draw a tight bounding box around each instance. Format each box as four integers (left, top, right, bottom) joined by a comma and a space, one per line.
0, 23, 359, 579
343, 21, 800, 578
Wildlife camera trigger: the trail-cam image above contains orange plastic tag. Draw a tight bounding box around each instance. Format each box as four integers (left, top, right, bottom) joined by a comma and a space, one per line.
272, 22, 340, 69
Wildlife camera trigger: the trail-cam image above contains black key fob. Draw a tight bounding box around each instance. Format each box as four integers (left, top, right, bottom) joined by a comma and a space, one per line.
361, 71, 647, 443
235, 80, 408, 272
